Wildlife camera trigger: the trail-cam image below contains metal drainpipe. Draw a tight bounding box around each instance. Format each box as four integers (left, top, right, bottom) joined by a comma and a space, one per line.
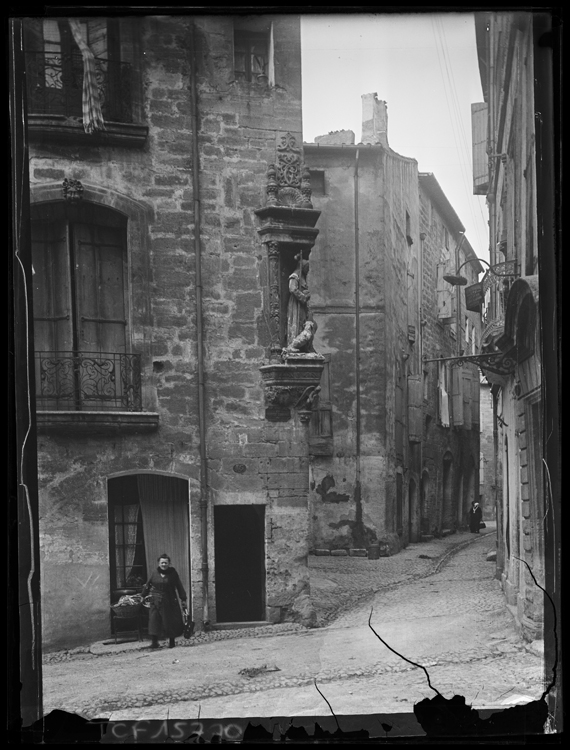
189, 20, 209, 627
354, 149, 361, 489
488, 14, 497, 321
419, 232, 426, 540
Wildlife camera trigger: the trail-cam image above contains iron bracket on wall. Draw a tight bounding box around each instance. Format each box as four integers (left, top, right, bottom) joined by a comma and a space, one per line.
422, 351, 516, 376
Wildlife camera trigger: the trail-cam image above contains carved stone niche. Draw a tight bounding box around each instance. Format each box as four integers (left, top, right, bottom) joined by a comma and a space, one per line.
255, 132, 324, 422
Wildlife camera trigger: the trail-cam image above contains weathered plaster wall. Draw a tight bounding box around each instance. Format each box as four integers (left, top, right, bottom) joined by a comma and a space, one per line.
305, 144, 422, 553
479, 382, 496, 520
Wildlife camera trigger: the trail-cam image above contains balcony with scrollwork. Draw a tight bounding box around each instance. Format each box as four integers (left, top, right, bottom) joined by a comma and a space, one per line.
35, 351, 158, 434
25, 51, 148, 146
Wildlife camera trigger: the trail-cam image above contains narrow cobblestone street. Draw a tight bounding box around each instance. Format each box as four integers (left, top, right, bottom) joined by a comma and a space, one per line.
41, 528, 546, 722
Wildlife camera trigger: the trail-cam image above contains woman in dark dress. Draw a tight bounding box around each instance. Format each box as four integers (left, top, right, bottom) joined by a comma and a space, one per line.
142, 553, 187, 649
468, 502, 483, 533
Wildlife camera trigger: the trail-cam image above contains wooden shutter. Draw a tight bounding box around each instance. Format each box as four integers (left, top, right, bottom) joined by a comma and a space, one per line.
407, 375, 422, 443
472, 102, 488, 195
451, 366, 463, 426
31, 219, 73, 353
437, 262, 454, 321
462, 369, 472, 429
74, 222, 127, 354
438, 363, 450, 427
472, 375, 481, 429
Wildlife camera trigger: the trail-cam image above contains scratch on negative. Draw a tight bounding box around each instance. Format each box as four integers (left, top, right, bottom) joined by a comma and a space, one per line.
313, 679, 341, 734
513, 555, 558, 700
13, 77, 37, 668
368, 607, 442, 696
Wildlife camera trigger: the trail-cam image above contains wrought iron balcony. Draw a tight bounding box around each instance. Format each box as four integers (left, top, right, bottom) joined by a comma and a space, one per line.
25, 51, 133, 123
35, 351, 142, 412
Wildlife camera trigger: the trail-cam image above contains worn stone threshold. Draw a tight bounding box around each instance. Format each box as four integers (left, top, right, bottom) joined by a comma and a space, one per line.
211, 621, 272, 631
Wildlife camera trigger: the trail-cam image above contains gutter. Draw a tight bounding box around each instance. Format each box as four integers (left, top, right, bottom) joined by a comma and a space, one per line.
190, 20, 209, 627
354, 148, 363, 535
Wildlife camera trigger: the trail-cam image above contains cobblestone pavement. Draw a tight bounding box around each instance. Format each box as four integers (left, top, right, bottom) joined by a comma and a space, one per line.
41, 528, 547, 721
308, 529, 495, 627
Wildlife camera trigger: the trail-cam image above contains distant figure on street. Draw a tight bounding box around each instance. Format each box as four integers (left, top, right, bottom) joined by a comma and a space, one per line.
142, 553, 188, 649
468, 501, 483, 534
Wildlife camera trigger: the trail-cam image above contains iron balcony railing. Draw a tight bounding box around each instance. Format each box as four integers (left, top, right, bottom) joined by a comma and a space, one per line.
25, 51, 133, 123
35, 351, 142, 411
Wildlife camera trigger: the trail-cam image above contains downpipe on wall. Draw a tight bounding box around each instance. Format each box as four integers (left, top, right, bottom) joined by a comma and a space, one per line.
189, 20, 210, 628
353, 149, 363, 535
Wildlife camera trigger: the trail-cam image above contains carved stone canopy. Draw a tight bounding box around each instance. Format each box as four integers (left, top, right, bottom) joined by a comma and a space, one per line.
266, 132, 313, 209
256, 132, 323, 421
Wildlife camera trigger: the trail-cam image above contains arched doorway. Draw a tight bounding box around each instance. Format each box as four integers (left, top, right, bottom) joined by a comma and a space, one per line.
107, 473, 192, 618
442, 453, 454, 531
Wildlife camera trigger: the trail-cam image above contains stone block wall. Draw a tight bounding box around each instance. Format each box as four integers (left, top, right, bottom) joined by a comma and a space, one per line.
29, 14, 316, 651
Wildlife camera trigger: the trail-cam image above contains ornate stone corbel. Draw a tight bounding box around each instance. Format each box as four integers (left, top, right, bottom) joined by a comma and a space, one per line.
295, 385, 321, 423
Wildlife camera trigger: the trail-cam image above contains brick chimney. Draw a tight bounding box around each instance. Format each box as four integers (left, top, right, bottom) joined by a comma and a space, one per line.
361, 93, 389, 147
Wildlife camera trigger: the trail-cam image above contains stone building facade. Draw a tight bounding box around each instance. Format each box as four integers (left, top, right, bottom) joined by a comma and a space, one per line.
417, 174, 483, 538
26, 14, 320, 651
478, 380, 496, 522
304, 95, 482, 553
472, 11, 559, 645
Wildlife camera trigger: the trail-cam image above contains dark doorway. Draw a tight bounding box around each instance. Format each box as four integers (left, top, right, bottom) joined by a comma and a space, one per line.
214, 505, 266, 623
442, 453, 454, 530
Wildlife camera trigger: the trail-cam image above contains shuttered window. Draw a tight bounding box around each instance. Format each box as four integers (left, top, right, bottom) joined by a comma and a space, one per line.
451, 366, 463, 427
462, 369, 472, 429
472, 102, 489, 195
438, 362, 450, 427
472, 376, 481, 429
31, 203, 131, 411
407, 375, 422, 443
32, 211, 127, 355
437, 262, 454, 321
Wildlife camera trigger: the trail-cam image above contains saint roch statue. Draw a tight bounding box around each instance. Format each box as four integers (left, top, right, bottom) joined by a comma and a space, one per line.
286, 254, 311, 347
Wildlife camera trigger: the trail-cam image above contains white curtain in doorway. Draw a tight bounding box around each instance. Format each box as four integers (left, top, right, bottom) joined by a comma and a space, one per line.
137, 474, 191, 595
117, 503, 139, 587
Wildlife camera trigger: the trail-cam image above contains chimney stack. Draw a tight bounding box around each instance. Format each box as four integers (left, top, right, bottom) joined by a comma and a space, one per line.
361, 93, 389, 147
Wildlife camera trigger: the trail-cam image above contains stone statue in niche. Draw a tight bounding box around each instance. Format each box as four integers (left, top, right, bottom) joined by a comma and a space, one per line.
286, 253, 312, 347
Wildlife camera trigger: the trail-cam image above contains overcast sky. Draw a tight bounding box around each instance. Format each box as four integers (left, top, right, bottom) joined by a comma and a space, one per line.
301, 11, 489, 262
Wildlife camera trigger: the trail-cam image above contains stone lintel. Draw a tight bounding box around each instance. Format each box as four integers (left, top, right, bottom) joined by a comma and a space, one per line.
36, 410, 159, 435
28, 115, 149, 148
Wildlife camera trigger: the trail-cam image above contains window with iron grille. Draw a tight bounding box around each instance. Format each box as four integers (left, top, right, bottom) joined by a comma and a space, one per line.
24, 18, 133, 123
31, 202, 141, 411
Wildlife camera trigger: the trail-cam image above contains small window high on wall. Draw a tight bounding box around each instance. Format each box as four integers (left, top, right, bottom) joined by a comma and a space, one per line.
233, 19, 272, 84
